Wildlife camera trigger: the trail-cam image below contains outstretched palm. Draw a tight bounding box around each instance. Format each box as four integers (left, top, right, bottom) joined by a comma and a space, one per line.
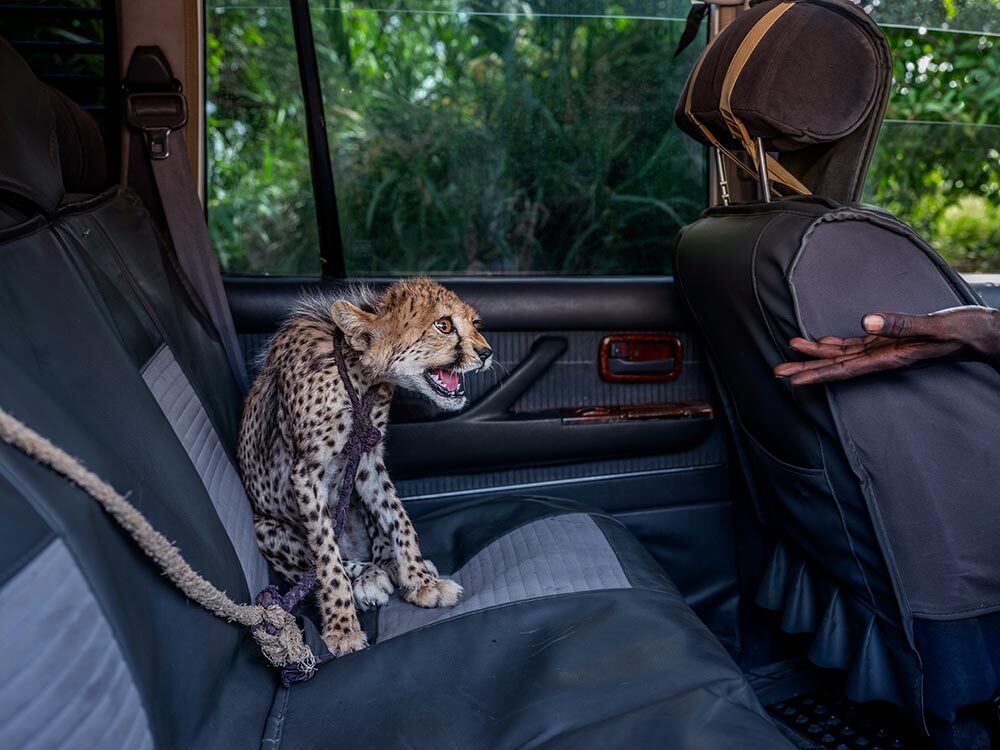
774, 307, 1000, 386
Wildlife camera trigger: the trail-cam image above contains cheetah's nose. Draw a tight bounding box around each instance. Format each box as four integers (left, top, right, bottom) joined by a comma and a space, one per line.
475, 346, 493, 363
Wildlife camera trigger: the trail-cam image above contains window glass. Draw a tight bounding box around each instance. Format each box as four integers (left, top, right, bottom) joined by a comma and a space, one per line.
206, 1, 998, 277
315, 0, 705, 276
207, 0, 706, 276
207, 3, 321, 275
866, 0, 997, 36
864, 18, 999, 273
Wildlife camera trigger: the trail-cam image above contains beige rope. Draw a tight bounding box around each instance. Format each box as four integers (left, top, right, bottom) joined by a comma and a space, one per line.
0, 406, 314, 674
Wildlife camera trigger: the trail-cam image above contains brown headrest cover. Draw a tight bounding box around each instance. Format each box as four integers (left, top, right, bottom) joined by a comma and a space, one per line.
675, 0, 883, 153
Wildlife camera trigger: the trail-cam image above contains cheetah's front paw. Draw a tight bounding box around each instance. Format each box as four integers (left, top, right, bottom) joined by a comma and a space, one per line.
353, 564, 394, 610
324, 629, 369, 658
403, 577, 463, 608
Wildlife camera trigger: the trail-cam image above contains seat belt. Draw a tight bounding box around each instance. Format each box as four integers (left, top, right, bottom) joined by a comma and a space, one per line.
124, 46, 250, 394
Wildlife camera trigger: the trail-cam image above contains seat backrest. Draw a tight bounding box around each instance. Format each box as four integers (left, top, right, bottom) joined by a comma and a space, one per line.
0, 37, 277, 749
673, 0, 1000, 729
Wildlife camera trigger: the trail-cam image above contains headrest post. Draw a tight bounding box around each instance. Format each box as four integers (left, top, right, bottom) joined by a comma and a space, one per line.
714, 149, 730, 207
754, 137, 771, 203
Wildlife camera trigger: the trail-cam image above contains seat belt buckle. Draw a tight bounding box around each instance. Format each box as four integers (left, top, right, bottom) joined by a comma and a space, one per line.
125, 88, 188, 160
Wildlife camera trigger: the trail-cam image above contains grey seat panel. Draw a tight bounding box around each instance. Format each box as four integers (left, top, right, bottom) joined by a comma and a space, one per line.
378, 513, 631, 640
142, 343, 270, 595
379, 513, 631, 641
0, 226, 277, 749
0, 540, 153, 750
790, 213, 1000, 617
676, 196, 1000, 734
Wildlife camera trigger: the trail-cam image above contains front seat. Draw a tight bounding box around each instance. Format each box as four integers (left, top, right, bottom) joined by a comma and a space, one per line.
673, 0, 1000, 746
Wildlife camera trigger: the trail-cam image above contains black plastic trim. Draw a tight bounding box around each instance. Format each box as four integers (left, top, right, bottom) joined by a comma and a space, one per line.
288, 0, 345, 279
101, 0, 120, 183
462, 336, 567, 418
225, 276, 693, 332
386, 413, 714, 479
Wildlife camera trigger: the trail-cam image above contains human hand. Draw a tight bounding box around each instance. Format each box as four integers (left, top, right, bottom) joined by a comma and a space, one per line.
773, 307, 1000, 386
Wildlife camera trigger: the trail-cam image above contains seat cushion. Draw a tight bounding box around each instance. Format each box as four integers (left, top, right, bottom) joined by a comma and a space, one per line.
275, 496, 794, 749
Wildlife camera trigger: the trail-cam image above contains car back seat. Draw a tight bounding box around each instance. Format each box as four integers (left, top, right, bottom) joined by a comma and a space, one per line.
0, 37, 794, 749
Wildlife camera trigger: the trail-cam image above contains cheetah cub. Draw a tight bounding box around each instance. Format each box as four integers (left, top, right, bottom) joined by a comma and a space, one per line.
238, 278, 493, 656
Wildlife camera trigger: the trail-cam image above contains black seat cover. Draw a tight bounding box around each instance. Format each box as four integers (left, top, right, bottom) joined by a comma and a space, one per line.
0, 35, 794, 748
673, 0, 1000, 736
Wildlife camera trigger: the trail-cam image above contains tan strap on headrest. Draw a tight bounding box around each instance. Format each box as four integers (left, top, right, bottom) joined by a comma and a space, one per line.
719, 2, 810, 195
684, 1, 812, 198
683, 29, 768, 193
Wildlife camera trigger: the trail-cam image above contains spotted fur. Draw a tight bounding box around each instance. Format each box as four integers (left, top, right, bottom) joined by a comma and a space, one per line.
238, 278, 492, 656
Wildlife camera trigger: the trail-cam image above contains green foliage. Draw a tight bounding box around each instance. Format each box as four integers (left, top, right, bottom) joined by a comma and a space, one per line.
208, 2, 704, 275
934, 195, 1000, 271
865, 24, 999, 272
206, 2, 1000, 276
206, 7, 320, 275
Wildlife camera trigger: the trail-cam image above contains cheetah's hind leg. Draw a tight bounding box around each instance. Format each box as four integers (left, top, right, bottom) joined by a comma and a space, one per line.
254, 516, 311, 583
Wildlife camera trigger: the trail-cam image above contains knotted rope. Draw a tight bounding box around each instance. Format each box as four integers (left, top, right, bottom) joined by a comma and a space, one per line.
330, 331, 383, 538
0, 406, 320, 686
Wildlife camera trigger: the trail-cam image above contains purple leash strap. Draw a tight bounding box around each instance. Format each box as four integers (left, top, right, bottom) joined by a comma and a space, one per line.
253, 330, 383, 686
330, 330, 383, 538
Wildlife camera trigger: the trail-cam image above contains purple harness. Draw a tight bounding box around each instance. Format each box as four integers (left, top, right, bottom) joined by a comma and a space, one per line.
254, 330, 383, 685
329, 330, 383, 538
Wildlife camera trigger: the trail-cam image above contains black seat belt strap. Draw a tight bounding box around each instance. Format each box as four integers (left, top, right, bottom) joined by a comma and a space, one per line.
124, 46, 250, 394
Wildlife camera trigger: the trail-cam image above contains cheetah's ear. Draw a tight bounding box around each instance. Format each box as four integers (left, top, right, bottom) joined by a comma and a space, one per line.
330, 301, 378, 351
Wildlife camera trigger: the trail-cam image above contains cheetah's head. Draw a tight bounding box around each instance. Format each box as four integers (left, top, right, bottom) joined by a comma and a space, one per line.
330, 278, 492, 412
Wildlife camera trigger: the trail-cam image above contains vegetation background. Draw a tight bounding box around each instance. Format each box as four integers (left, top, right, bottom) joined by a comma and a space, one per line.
205, 1, 999, 276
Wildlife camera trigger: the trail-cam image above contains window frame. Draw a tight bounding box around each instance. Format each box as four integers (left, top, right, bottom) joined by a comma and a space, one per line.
288, 0, 345, 279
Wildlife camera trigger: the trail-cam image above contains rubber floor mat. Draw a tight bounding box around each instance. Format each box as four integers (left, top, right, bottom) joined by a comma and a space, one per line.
767, 687, 931, 749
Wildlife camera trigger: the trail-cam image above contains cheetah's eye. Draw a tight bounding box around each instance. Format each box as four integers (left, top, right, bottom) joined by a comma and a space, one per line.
472, 319, 482, 330
433, 317, 455, 334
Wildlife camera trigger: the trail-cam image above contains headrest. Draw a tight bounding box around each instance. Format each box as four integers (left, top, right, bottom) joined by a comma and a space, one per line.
47, 85, 107, 196
0, 37, 64, 214
675, 0, 892, 202
0, 37, 109, 215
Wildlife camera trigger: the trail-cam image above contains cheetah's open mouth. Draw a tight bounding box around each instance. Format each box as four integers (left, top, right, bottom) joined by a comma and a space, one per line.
424, 368, 465, 398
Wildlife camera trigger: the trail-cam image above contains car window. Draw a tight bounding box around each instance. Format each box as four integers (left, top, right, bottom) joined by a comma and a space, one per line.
206, 0, 705, 277
206, 3, 322, 275
863, 1, 999, 274
206, 1, 999, 278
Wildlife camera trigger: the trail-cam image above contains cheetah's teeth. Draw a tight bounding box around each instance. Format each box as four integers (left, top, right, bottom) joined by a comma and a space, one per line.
426, 367, 462, 395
